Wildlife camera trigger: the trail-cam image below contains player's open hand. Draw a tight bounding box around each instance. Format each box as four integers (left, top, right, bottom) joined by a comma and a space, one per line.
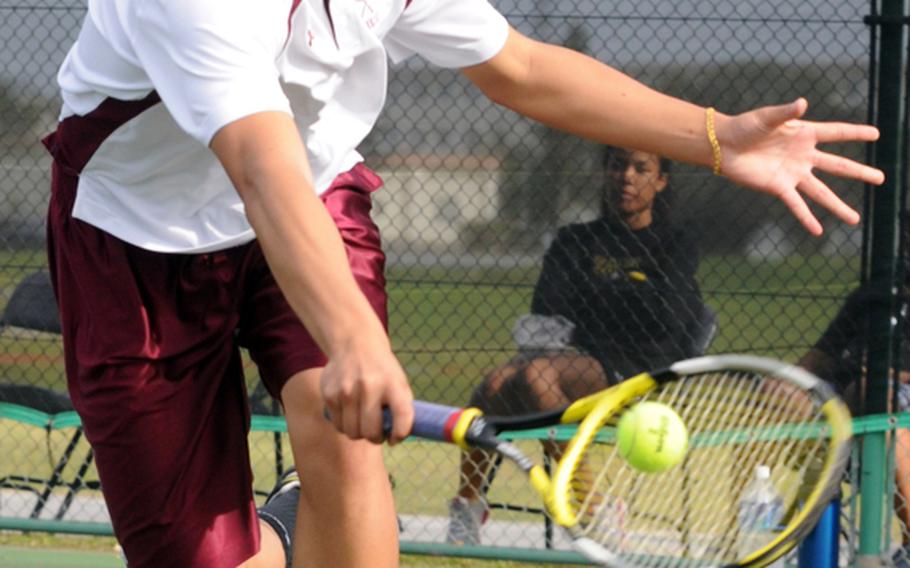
321, 339, 414, 445
715, 98, 885, 236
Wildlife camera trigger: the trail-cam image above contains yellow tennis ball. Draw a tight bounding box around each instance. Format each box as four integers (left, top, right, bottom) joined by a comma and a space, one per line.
617, 401, 688, 473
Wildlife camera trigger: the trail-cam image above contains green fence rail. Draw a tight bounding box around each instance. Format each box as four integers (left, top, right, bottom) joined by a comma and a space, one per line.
3, 399, 910, 565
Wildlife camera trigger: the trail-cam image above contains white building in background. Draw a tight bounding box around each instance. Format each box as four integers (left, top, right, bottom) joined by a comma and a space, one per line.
372, 155, 501, 255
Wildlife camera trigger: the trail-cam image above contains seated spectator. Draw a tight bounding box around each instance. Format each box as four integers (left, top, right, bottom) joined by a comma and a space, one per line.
797, 234, 910, 566
446, 147, 713, 545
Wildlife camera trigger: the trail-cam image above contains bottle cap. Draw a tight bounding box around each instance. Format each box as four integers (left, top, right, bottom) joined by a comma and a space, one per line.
756, 465, 771, 479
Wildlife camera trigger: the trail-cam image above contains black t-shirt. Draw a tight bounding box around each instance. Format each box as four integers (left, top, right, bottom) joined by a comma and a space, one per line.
530, 217, 705, 380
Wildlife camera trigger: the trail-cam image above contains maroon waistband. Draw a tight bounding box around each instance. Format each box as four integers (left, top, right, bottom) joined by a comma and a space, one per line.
42, 92, 162, 176
328, 162, 384, 194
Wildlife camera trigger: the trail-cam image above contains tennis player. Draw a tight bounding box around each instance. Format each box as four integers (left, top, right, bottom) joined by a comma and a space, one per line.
44, 1, 884, 567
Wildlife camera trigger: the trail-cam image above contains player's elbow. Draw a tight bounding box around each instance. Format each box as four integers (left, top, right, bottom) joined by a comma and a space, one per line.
210, 112, 313, 205
217, 149, 276, 207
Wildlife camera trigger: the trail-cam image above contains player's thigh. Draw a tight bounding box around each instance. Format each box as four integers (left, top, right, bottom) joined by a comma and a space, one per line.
543, 353, 609, 399
468, 363, 522, 410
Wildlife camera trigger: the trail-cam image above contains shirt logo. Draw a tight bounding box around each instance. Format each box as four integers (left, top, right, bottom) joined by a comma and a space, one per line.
355, 0, 379, 28
593, 255, 644, 281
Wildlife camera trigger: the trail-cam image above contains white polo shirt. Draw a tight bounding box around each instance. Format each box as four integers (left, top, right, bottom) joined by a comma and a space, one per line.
55, 0, 509, 253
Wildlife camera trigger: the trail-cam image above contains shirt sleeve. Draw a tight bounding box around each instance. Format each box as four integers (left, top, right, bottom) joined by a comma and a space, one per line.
384, 0, 510, 67
123, 0, 293, 145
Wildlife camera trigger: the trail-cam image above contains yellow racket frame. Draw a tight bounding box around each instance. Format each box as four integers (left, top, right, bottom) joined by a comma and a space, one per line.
546, 367, 853, 567
445, 355, 853, 567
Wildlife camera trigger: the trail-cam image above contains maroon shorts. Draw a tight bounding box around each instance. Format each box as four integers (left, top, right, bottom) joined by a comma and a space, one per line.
45, 162, 387, 568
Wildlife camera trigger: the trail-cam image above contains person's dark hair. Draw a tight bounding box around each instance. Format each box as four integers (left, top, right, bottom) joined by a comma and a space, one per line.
600, 146, 674, 222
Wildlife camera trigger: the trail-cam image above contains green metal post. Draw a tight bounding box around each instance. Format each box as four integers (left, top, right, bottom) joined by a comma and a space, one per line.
858, 0, 907, 564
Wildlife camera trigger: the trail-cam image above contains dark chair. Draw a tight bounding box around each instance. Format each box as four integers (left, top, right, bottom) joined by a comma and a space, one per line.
0, 269, 99, 520
1, 270, 61, 334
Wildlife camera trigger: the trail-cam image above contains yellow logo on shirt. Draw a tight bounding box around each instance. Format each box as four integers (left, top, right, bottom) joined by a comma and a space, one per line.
593, 255, 646, 281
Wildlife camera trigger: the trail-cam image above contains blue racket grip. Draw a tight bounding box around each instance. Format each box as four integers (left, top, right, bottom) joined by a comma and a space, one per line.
383, 400, 466, 443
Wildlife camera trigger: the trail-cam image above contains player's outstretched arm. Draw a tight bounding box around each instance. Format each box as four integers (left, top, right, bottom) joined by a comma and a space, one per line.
210, 112, 414, 443
462, 28, 885, 235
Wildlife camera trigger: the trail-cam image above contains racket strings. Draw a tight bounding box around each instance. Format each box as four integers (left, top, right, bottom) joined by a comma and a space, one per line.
629, 373, 764, 558
675, 373, 766, 557
667, 372, 778, 559
566, 370, 835, 566
683, 372, 828, 557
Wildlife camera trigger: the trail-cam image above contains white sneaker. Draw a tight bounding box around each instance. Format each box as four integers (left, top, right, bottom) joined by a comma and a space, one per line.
445, 496, 488, 546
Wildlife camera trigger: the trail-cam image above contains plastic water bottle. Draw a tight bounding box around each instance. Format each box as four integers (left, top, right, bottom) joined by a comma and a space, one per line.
738, 465, 784, 567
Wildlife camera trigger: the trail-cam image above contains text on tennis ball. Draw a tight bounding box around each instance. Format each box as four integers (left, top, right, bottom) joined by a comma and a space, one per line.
617, 402, 688, 473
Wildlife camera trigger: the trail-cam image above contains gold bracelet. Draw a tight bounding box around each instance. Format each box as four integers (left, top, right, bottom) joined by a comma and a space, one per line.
705, 107, 722, 176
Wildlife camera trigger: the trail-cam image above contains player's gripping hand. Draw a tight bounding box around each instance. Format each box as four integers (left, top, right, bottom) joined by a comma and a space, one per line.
715, 98, 885, 236
320, 335, 414, 445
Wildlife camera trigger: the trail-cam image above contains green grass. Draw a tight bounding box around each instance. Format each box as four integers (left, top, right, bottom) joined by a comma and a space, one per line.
0, 250, 864, 562
0, 252, 860, 400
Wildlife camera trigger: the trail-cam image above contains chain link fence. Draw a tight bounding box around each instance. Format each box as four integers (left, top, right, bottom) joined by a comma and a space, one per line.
0, 0, 906, 565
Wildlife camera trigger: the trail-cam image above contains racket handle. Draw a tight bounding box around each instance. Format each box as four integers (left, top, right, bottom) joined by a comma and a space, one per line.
383, 400, 467, 443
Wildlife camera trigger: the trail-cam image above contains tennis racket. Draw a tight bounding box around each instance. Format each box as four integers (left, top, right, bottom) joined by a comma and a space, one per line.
394, 354, 852, 567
